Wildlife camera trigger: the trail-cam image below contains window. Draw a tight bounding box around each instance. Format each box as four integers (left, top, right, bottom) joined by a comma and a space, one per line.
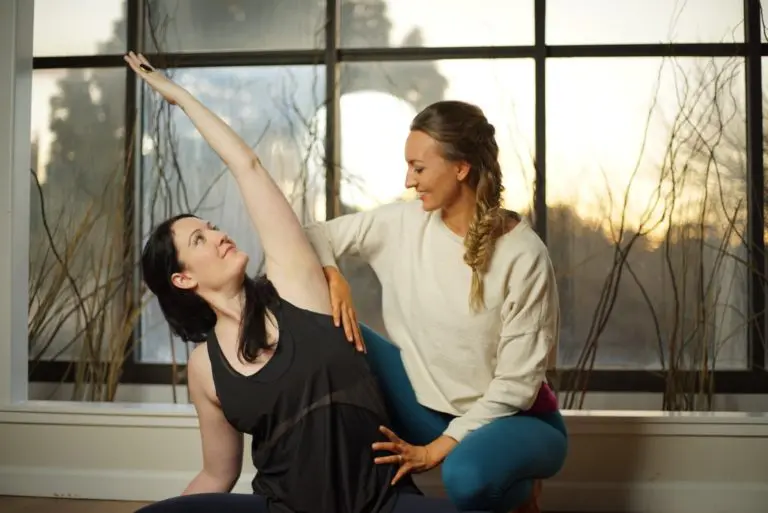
340, 0, 534, 48
548, 57, 748, 371
27, 0, 767, 401
546, 0, 744, 45
28, 67, 127, 373
143, 0, 326, 53
762, 56, 768, 368
33, 0, 126, 56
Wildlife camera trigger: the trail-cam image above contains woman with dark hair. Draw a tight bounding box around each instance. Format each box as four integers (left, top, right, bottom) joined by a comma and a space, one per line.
125, 52, 486, 513
304, 101, 568, 513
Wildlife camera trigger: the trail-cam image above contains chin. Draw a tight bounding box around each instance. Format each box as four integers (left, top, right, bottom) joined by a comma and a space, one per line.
234, 250, 249, 269
419, 198, 440, 212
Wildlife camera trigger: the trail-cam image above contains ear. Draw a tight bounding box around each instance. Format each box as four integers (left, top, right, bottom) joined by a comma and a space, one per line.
171, 271, 197, 291
455, 161, 471, 182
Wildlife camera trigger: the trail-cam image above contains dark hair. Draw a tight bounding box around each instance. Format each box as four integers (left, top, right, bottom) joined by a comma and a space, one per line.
410, 100, 506, 312
141, 213, 279, 363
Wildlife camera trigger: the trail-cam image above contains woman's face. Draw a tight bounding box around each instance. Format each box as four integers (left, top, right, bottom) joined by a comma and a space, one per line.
403, 130, 470, 212
168, 216, 248, 293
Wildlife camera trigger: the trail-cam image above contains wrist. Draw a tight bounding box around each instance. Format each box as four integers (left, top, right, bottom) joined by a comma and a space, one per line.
322, 266, 341, 281
426, 435, 458, 465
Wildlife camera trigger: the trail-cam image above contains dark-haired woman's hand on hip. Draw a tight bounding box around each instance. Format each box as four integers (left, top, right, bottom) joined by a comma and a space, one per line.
323, 266, 365, 353
124, 51, 186, 105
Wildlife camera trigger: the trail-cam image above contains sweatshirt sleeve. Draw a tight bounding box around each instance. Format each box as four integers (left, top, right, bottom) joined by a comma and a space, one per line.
303, 201, 406, 268
442, 244, 560, 442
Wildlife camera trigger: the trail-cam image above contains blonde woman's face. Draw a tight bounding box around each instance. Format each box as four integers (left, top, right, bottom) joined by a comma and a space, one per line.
403, 130, 469, 212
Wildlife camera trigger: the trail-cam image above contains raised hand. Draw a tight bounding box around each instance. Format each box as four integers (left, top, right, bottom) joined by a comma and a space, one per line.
124, 51, 186, 105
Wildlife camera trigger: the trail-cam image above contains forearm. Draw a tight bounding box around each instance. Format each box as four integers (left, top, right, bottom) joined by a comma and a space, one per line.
303, 202, 405, 269
182, 469, 238, 495
174, 90, 259, 177
443, 380, 533, 442
443, 331, 552, 441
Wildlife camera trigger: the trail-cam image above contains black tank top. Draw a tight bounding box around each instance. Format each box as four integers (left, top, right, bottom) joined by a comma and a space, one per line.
206, 294, 420, 513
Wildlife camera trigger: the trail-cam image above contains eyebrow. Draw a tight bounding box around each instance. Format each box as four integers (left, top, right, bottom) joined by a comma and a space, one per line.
188, 229, 202, 247
188, 222, 216, 246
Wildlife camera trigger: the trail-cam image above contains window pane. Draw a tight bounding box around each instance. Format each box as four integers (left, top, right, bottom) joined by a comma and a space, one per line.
547, 57, 748, 371
546, 0, 744, 45
33, 0, 126, 57
139, 65, 326, 364
341, 0, 534, 48
337, 59, 535, 336
763, 57, 768, 369
763, 2, 767, 43
144, 0, 326, 53
28, 68, 126, 365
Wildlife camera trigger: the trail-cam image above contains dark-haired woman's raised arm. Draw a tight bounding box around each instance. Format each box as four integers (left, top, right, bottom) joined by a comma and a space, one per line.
124, 52, 331, 314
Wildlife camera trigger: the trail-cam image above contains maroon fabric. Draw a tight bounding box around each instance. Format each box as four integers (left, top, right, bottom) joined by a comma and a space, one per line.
525, 382, 559, 414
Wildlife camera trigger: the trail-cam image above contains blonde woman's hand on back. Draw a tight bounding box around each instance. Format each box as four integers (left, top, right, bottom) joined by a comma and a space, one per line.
323, 267, 365, 353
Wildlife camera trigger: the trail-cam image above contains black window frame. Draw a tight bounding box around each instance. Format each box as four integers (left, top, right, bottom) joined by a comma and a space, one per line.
29, 0, 768, 394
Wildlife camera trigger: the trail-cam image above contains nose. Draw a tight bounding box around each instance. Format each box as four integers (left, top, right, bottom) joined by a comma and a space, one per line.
214, 230, 230, 246
405, 167, 417, 189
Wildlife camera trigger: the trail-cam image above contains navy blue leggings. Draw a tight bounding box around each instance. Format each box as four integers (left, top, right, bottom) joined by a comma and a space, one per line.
360, 325, 569, 512
134, 492, 486, 512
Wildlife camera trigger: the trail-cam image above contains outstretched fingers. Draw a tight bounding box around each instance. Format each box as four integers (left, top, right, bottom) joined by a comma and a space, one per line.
123, 51, 156, 75
123, 53, 141, 74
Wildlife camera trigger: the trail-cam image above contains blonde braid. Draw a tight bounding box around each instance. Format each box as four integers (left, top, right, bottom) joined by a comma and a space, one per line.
463, 141, 505, 312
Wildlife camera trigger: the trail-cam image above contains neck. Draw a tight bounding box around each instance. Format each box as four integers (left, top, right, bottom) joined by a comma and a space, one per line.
201, 285, 245, 324
441, 188, 477, 237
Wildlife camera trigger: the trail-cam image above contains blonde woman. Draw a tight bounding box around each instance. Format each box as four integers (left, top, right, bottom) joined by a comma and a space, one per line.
305, 101, 568, 513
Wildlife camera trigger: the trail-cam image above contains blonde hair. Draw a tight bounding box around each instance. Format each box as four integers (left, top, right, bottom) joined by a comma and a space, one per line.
409, 101, 506, 312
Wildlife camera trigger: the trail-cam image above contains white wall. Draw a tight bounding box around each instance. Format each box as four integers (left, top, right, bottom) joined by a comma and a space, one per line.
2, 2, 768, 512
2, 403, 768, 513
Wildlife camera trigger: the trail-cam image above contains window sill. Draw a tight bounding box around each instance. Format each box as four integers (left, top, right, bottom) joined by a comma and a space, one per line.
2, 400, 768, 434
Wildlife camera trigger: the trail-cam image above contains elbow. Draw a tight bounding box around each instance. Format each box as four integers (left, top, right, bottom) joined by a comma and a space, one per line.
230, 156, 265, 178
219, 471, 243, 494
225, 473, 242, 493
495, 369, 546, 411
520, 372, 553, 412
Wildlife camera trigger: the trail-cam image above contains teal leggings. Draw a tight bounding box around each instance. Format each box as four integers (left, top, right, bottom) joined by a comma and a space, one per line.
360, 325, 568, 512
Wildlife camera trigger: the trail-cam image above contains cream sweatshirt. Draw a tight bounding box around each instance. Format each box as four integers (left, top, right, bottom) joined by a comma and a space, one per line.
303, 200, 560, 442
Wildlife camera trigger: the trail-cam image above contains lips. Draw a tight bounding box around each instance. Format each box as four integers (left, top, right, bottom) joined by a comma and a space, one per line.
222, 245, 234, 257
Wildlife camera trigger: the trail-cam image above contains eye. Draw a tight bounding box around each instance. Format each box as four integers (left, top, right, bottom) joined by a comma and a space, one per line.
193, 233, 205, 245
414, 167, 424, 173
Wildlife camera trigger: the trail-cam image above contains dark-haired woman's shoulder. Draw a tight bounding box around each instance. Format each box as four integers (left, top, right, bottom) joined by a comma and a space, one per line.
187, 343, 219, 406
